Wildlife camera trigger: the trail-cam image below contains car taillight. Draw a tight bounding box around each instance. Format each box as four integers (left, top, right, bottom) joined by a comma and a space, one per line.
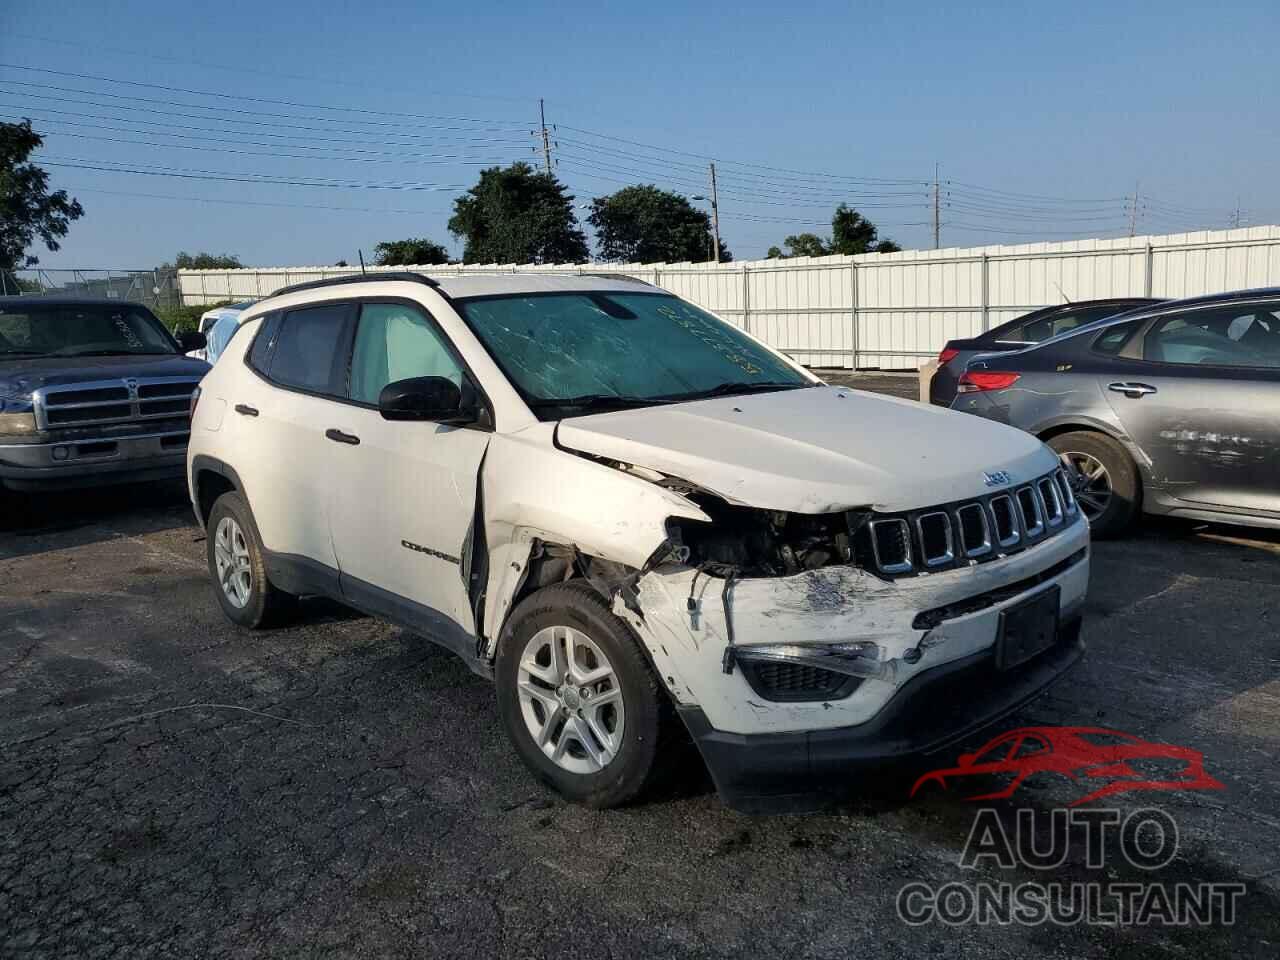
957, 371, 1020, 393
189, 385, 202, 421
938, 347, 960, 366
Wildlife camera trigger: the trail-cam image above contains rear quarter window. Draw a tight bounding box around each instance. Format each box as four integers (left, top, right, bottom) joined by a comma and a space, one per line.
1091, 319, 1142, 356
246, 313, 281, 373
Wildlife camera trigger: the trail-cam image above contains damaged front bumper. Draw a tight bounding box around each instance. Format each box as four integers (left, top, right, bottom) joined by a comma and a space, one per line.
679, 622, 1083, 812
613, 512, 1090, 810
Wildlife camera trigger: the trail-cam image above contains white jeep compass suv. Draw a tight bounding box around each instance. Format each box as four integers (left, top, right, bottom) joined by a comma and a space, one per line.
188, 272, 1090, 811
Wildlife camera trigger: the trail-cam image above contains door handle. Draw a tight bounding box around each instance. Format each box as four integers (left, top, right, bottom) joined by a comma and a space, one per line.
234, 403, 259, 417
325, 428, 360, 445
1107, 382, 1158, 398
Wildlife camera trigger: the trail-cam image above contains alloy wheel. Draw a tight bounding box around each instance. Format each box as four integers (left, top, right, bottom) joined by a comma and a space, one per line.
1060, 451, 1113, 522
517, 625, 626, 775
213, 516, 253, 609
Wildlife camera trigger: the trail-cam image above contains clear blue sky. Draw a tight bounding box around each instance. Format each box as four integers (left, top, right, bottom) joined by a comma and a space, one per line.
3, 0, 1277, 270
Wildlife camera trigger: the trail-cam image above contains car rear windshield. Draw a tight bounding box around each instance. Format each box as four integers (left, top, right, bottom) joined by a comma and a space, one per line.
0, 304, 177, 358
456, 291, 810, 414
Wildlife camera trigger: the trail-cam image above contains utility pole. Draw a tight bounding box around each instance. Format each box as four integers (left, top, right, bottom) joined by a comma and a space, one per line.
1228, 198, 1246, 228
708, 162, 721, 264
1127, 181, 1140, 237
932, 163, 941, 250
538, 98, 552, 174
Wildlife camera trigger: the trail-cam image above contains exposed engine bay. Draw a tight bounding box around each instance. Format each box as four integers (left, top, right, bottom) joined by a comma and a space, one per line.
664, 483, 865, 577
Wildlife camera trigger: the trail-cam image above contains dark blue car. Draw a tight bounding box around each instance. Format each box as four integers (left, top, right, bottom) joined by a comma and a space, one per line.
0, 297, 208, 494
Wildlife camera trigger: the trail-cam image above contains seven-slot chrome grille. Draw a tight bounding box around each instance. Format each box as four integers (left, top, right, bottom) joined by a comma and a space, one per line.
32, 377, 202, 431
861, 467, 1078, 578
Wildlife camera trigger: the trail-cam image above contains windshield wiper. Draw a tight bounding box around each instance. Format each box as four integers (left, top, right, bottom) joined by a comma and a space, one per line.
666, 380, 811, 401
527, 393, 673, 412
49, 349, 173, 357
0, 350, 49, 357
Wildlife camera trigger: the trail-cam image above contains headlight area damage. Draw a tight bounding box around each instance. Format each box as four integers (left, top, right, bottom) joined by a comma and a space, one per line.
479, 431, 1090, 754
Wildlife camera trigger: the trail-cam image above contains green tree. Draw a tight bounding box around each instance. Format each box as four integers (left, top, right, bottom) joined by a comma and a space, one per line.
587, 185, 729, 263
0, 120, 84, 272
373, 238, 449, 265
166, 252, 244, 270
767, 205, 901, 258
448, 163, 588, 265
769, 233, 831, 258
830, 204, 900, 254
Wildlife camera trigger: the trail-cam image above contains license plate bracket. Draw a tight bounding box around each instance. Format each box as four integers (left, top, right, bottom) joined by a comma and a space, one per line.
995, 585, 1061, 670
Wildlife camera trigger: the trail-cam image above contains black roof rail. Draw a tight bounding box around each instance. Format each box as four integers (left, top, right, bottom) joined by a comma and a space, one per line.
268, 271, 441, 299
579, 272, 653, 286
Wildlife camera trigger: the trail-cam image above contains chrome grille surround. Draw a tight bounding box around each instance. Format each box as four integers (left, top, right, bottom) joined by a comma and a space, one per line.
955, 502, 993, 558
33, 377, 202, 431
855, 467, 1081, 579
1015, 486, 1046, 539
868, 518, 913, 574
915, 511, 955, 568
1054, 467, 1079, 516
1038, 476, 1065, 527
989, 494, 1020, 548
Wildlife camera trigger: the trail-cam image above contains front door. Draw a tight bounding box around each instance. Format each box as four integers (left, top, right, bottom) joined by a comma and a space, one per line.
325, 300, 491, 636
1101, 301, 1280, 515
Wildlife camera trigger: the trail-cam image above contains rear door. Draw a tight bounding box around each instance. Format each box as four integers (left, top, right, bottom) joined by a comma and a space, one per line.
233, 302, 354, 572
1099, 300, 1280, 514
325, 299, 492, 638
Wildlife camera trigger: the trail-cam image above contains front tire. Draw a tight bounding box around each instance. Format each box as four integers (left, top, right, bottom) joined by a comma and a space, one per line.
206, 491, 295, 628
1047, 431, 1140, 538
495, 583, 674, 808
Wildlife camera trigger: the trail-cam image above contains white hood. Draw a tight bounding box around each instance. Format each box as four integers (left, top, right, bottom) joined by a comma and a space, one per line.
556, 386, 1057, 513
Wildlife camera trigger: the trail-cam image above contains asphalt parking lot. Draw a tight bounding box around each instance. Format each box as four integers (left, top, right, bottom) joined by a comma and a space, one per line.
3, 373, 1279, 959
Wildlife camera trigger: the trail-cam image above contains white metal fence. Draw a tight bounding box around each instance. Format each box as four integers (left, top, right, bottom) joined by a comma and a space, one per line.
178, 226, 1280, 369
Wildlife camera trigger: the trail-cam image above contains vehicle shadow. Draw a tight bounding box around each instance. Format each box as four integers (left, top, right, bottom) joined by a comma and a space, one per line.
0, 480, 195, 560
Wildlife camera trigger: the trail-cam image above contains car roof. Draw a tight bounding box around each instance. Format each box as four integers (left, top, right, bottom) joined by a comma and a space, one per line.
259, 270, 657, 305
0, 296, 151, 309
1144, 286, 1280, 312
1004, 286, 1280, 356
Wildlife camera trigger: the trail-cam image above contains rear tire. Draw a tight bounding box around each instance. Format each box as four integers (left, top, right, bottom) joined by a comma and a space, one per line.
495, 582, 676, 808
206, 491, 296, 628
1047, 431, 1139, 538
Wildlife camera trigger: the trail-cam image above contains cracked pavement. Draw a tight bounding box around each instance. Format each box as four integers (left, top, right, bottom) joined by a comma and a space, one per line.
2, 376, 1279, 958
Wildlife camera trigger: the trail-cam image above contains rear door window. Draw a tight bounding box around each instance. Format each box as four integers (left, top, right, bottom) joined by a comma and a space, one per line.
1143, 305, 1280, 368
265, 304, 351, 395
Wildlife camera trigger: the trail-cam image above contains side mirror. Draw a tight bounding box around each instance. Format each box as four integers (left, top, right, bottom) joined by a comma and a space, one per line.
957, 753, 976, 768
178, 330, 207, 352
378, 375, 477, 424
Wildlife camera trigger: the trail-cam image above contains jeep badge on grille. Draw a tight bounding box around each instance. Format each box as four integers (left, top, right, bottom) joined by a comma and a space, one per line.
983, 470, 1012, 487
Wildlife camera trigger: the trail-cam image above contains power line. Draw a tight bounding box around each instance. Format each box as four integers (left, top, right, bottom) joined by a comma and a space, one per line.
946, 180, 1126, 204
54, 185, 454, 216
2, 107, 529, 149
39, 157, 470, 192
29, 129, 523, 169
0, 74, 528, 128
559, 144, 929, 201
558, 123, 923, 185
556, 157, 925, 208
0, 47, 529, 105
0, 87, 526, 136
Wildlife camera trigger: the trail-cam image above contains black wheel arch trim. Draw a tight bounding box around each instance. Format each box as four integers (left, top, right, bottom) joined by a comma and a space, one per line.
190, 454, 250, 531
1035, 419, 1152, 485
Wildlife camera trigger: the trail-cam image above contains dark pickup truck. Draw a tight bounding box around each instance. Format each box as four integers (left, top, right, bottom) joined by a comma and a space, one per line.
0, 297, 208, 492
